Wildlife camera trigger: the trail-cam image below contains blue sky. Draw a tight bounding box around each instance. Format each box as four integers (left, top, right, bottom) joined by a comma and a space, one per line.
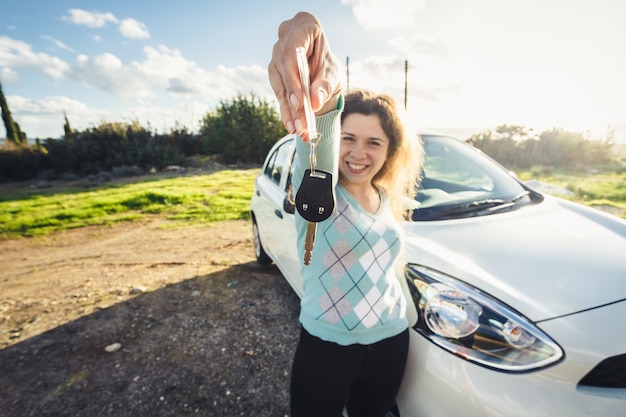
2, 0, 626, 142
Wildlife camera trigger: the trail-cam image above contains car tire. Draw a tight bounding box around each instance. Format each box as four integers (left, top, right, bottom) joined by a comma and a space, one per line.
252, 216, 272, 265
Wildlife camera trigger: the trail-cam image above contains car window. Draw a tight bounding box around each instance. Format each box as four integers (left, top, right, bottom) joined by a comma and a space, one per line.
264, 139, 294, 186
414, 135, 531, 219
263, 149, 278, 180
422, 138, 493, 193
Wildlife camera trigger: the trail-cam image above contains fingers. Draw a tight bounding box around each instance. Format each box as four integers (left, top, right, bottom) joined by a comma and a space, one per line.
309, 49, 342, 114
268, 12, 341, 139
268, 51, 296, 134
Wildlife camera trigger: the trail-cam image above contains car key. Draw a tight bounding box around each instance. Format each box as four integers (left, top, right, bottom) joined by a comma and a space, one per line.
294, 47, 335, 265
296, 167, 334, 265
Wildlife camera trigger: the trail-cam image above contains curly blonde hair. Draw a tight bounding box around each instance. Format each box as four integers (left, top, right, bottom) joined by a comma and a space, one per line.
341, 89, 423, 220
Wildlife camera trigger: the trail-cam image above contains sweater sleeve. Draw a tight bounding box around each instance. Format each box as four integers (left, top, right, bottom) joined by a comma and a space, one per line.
292, 95, 344, 195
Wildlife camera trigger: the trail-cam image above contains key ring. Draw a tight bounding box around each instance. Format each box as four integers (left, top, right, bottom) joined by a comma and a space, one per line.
308, 134, 324, 174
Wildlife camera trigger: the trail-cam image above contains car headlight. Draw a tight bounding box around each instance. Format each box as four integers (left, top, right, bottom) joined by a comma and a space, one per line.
406, 264, 564, 372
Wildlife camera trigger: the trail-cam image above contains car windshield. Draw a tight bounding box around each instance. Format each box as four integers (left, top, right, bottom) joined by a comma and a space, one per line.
412, 135, 538, 221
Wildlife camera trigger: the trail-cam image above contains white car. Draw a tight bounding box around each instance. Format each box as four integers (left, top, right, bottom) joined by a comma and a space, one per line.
250, 132, 626, 417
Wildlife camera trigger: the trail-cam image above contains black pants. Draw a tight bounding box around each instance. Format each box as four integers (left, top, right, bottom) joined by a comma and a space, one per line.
290, 326, 409, 417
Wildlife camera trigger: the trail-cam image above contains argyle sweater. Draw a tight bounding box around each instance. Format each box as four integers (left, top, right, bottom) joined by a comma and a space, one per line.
292, 98, 409, 346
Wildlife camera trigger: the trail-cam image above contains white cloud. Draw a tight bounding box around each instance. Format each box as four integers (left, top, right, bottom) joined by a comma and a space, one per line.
62, 9, 118, 28
9, 95, 92, 116
1, 34, 271, 106
72, 52, 154, 99
61, 9, 150, 40
71, 45, 203, 98
195, 64, 272, 101
1, 67, 19, 84
0, 36, 70, 79
8, 94, 110, 139
40, 35, 75, 53
139, 45, 198, 82
118, 18, 150, 39
155, 59, 272, 102
167, 78, 195, 94
341, 0, 427, 29
388, 33, 447, 60
121, 101, 211, 133
1, 31, 275, 138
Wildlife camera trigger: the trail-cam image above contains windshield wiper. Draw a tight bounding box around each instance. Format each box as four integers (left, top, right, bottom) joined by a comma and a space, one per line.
417, 191, 531, 221
486, 191, 530, 214
430, 198, 505, 219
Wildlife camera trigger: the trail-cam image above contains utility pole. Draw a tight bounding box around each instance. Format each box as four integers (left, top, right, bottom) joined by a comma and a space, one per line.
404, 60, 408, 110
346, 56, 350, 92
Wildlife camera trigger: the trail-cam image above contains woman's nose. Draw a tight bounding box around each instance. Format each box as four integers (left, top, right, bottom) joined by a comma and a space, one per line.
350, 143, 366, 158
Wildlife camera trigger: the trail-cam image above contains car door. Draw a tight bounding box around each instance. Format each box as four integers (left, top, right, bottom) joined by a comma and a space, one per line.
254, 137, 303, 294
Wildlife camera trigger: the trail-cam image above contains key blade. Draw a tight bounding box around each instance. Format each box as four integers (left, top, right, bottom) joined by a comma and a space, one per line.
305, 222, 316, 251
303, 222, 317, 266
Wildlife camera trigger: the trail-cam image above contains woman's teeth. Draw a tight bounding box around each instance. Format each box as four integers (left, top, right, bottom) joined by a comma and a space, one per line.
348, 163, 366, 170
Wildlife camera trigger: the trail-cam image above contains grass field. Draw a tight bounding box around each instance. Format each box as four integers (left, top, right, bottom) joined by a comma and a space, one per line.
0, 169, 259, 239
517, 170, 626, 218
1, 167, 624, 240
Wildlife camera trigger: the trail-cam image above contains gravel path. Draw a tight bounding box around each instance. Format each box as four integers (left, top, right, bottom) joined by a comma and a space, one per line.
0, 220, 301, 417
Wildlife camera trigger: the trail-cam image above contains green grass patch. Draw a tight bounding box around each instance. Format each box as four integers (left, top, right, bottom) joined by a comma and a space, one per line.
0, 169, 259, 239
517, 169, 626, 218
4, 167, 622, 240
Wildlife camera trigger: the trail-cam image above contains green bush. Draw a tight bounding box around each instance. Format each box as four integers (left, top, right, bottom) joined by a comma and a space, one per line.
44, 121, 186, 176
199, 95, 286, 164
1, 94, 286, 182
163, 127, 203, 156
0, 145, 49, 181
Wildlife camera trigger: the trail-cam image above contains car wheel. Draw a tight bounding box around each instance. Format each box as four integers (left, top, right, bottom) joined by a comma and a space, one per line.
252, 216, 272, 265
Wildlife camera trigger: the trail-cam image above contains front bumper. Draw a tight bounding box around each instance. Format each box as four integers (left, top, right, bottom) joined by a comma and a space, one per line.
396, 301, 626, 417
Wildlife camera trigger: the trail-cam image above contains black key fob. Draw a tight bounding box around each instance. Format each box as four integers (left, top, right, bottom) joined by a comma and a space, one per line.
295, 169, 335, 222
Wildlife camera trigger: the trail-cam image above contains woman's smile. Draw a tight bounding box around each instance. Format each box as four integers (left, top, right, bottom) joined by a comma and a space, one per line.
346, 162, 368, 172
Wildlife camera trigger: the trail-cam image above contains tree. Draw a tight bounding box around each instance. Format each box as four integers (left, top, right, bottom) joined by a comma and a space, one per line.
63, 111, 74, 142
469, 124, 615, 170
467, 125, 537, 167
0, 81, 26, 146
199, 95, 285, 164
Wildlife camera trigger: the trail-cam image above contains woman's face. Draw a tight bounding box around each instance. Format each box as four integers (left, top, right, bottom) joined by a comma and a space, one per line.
339, 113, 390, 188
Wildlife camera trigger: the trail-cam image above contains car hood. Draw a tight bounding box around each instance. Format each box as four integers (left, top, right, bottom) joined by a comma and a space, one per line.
402, 196, 626, 322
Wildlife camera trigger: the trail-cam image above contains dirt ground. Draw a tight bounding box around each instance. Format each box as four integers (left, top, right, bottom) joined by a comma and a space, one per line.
0, 219, 301, 417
